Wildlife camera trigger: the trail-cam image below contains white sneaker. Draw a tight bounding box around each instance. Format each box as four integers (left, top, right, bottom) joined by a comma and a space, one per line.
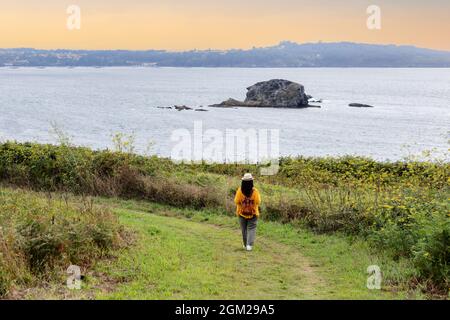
246, 245, 252, 251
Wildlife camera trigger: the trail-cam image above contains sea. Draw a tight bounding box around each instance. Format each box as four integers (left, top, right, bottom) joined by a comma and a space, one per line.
1, 67, 449, 162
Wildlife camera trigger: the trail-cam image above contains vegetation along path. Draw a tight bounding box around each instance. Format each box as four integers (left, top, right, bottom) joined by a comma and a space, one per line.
1, 188, 422, 300
89, 200, 413, 300
2, 143, 447, 299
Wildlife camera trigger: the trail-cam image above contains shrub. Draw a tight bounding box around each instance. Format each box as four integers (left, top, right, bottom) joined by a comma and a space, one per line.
0, 142, 448, 294
368, 191, 449, 291
413, 224, 449, 288
0, 188, 125, 297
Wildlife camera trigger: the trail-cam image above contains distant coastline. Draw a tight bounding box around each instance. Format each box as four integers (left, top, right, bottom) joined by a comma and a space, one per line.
2, 41, 450, 68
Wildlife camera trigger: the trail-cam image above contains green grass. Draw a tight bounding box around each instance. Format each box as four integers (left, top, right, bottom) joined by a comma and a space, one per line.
0, 187, 125, 299
2, 189, 426, 299
1, 141, 447, 297
92, 198, 422, 300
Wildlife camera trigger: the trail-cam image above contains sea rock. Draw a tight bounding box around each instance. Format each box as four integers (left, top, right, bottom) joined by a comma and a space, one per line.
210, 79, 311, 108
244, 79, 309, 108
209, 98, 246, 108
173, 105, 193, 111
194, 108, 208, 112
349, 103, 374, 108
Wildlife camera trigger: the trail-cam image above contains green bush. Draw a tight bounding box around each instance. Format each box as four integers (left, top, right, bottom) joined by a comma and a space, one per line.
0, 188, 125, 297
0, 141, 448, 294
413, 224, 449, 288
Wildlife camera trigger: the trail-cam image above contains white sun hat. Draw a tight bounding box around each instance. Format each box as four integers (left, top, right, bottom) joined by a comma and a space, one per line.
241, 173, 254, 181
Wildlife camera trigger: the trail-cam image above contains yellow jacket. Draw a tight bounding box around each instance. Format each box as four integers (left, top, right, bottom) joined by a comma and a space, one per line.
234, 187, 261, 219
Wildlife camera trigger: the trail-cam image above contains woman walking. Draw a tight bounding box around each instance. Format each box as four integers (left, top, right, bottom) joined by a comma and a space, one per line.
234, 173, 261, 251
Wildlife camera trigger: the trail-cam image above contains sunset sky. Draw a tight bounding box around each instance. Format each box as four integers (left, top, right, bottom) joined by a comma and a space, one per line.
1, 0, 450, 51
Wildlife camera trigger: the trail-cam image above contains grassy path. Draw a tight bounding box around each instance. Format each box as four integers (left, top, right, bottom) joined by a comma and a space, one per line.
96, 210, 326, 299
90, 200, 417, 299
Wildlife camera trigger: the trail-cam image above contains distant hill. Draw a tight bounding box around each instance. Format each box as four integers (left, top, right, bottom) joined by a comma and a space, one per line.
2, 41, 450, 67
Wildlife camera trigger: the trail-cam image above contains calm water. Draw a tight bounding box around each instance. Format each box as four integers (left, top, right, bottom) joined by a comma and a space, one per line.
0, 67, 449, 161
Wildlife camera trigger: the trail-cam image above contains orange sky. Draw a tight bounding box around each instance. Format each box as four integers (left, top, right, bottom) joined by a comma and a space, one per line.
1, 1, 449, 51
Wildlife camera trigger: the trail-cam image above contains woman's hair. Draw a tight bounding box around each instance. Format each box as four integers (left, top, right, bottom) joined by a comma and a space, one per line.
241, 180, 254, 197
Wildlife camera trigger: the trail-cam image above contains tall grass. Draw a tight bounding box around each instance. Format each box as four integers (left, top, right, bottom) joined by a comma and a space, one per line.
0, 141, 448, 294
0, 187, 126, 298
